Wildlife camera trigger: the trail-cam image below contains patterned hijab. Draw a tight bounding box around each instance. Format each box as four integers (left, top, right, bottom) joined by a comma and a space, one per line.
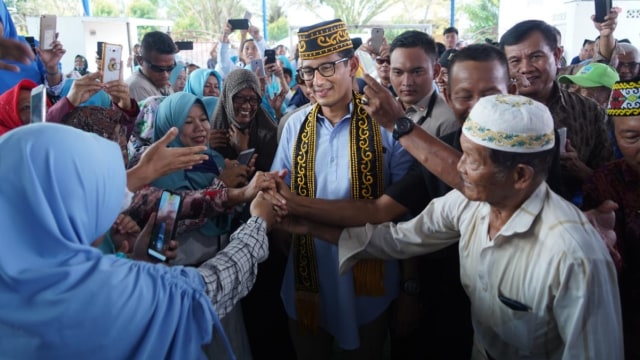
211, 68, 264, 130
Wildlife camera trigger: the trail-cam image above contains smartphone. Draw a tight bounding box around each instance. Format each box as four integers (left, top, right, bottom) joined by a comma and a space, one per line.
370, 27, 385, 54
39, 15, 56, 50
96, 41, 105, 59
100, 43, 123, 83
237, 148, 256, 165
264, 49, 276, 65
228, 18, 250, 31
250, 58, 266, 77
557, 127, 567, 153
175, 41, 194, 51
147, 191, 183, 262
594, 0, 612, 23
30, 84, 47, 123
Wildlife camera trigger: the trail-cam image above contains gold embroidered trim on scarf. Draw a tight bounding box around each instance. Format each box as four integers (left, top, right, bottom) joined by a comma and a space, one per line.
291, 91, 385, 331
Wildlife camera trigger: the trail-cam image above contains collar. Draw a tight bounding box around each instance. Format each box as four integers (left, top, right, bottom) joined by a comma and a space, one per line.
403, 90, 435, 114
492, 182, 548, 244
137, 68, 171, 94
316, 101, 354, 126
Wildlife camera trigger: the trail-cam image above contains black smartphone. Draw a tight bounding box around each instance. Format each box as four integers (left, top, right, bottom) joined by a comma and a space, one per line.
147, 190, 183, 262
96, 41, 105, 59
264, 49, 276, 65
228, 18, 250, 31
175, 41, 193, 51
237, 148, 256, 166
594, 0, 612, 23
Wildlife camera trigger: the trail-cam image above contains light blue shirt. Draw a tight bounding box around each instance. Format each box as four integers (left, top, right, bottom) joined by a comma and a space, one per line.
271, 102, 413, 349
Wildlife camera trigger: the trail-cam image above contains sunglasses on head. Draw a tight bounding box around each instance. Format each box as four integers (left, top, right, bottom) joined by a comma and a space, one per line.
144, 59, 177, 73
375, 57, 390, 65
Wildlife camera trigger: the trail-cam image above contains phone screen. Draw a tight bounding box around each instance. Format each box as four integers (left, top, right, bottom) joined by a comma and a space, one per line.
264, 49, 276, 65
147, 191, 182, 262
30, 85, 47, 123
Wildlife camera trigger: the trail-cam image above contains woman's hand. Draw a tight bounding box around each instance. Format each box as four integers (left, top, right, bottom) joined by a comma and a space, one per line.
229, 125, 250, 153
131, 212, 180, 264
111, 214, 141, 252
219, 160, 250, 188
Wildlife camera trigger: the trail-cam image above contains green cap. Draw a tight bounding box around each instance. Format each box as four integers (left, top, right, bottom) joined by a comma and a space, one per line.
558, 63, 620, 89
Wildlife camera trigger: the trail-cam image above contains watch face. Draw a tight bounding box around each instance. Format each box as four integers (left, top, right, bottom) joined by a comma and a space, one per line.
393, 117, 414, 140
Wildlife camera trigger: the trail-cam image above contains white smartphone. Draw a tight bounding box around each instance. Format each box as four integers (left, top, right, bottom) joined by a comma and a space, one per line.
370, 27, 385, 54
558, 127, 567, 153
30, 85, 47, 123
39, 14, 57, 50
237, 148, 256, 166
101, 43, 123, 83
250, 58, 266, 77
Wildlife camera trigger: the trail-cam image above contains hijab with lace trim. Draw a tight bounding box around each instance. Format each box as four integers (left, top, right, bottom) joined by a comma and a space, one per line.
0, 123, 229, 359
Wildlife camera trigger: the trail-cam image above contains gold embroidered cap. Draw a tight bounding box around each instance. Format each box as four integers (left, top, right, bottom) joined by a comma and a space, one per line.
297, 19, 353, 60
462, 94, 555, 153
607, 80, 640, 117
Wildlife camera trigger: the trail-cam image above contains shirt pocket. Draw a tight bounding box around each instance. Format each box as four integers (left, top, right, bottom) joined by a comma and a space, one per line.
494, 292, 535, 354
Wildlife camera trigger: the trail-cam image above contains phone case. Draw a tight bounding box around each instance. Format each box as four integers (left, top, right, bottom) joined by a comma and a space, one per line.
30, 85, 47, 123
237, 148, 256, 165
370, 28, 385, 53
251, 58, 265, 77
228, 19, 250, 31
264, 49, 276, 64
39, 15, 57, 50
594, 0, 612, 23
101, 43, 123, 83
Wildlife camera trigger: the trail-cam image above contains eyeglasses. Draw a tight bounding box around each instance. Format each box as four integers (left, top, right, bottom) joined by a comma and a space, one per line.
375, 57, 390, 65
617, 61, 639, 70
298, 58, 349, 81
143, 59, 177, 73
232, 95, 261, 106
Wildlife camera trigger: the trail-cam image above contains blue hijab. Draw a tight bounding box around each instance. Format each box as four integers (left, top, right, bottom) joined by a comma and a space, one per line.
0, 123, 229, 359
151, 92, 229, 237
184, 68, 223, 97
201, 95, 219, 118
170, 62, 187, 89
0, 1, 44, 93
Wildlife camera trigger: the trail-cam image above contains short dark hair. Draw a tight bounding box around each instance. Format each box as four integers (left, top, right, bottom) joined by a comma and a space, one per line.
582, 39, 595, 48
448, 44, 510, 88
443, 27, 458, 36
390, 30, 438, 62
140, 31, 178, 57
489, 147, 555, 180
282, 67, 293, 79
499, 20, 558, 51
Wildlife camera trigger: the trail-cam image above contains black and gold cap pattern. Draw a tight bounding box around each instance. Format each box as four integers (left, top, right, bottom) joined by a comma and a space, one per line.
297, 19, 353, 60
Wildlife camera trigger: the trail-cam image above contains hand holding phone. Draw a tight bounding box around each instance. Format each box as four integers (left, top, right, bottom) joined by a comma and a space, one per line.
147, 191, 183, 262
30, 84, 47, 123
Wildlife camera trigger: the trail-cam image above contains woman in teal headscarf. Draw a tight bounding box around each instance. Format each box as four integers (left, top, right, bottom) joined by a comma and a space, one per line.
151, 91, 254, 359
185, 68, 223, 97
170, 62, 187, 93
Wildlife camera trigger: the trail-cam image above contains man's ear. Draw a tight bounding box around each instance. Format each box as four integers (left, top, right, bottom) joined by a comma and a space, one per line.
512, 164, 536, 190
349, 55, 360, 77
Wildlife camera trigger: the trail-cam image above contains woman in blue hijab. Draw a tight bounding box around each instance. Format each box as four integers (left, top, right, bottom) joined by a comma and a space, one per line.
170, 62, 187, 93
151, 92, 254, 358
0, 123, 287, 359
185, 68, 223, 97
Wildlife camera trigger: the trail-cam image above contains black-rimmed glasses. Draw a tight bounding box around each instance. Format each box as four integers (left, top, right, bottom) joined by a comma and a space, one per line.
298, 58, 349, 81
232, 95, 261, 106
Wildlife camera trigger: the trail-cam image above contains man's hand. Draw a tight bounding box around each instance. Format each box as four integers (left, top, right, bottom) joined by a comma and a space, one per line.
559, 139, 593, 181
592, 7, 621, 36
128, 128, 208, 190
360, 73, 405, 131
0, 38, 34, 71
583, 200, 621, 268
250, 191, 278, 231
67, 72, 103, 106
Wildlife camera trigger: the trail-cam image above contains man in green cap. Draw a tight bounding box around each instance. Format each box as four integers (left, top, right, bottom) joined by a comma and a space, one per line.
558, 62, 619, 108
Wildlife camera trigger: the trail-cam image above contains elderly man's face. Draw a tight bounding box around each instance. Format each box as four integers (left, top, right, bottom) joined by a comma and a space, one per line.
613, 115, 640, 174
503, 31, 561, 102
616, 51, 640, 82
457, 134, 515, 203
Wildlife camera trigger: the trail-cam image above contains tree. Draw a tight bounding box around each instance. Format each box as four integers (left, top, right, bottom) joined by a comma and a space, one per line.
287, 0, 400, 26
268, 16, 289, 42
92, 0, 120, 17
167, 0, 246, 41
459, 0, 499, 44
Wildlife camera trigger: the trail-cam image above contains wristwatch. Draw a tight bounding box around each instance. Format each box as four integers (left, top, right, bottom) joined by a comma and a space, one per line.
402, 279, 421, 296
392, 116, 415, 141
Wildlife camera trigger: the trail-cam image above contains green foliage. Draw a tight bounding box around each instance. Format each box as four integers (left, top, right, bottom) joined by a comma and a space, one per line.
167, 0, 246, 41
459, 0, 499, 43
268, 16, 289, 42
289, 0, 400, 26
126, 0, 157, 19
92, 0, 119, 17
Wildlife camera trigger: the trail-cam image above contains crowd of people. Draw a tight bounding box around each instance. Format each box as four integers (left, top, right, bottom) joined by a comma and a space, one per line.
1, 0, 640, 358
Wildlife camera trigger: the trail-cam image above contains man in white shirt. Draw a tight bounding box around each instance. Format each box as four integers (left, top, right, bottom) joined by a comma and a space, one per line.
279, 94, 624, 359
